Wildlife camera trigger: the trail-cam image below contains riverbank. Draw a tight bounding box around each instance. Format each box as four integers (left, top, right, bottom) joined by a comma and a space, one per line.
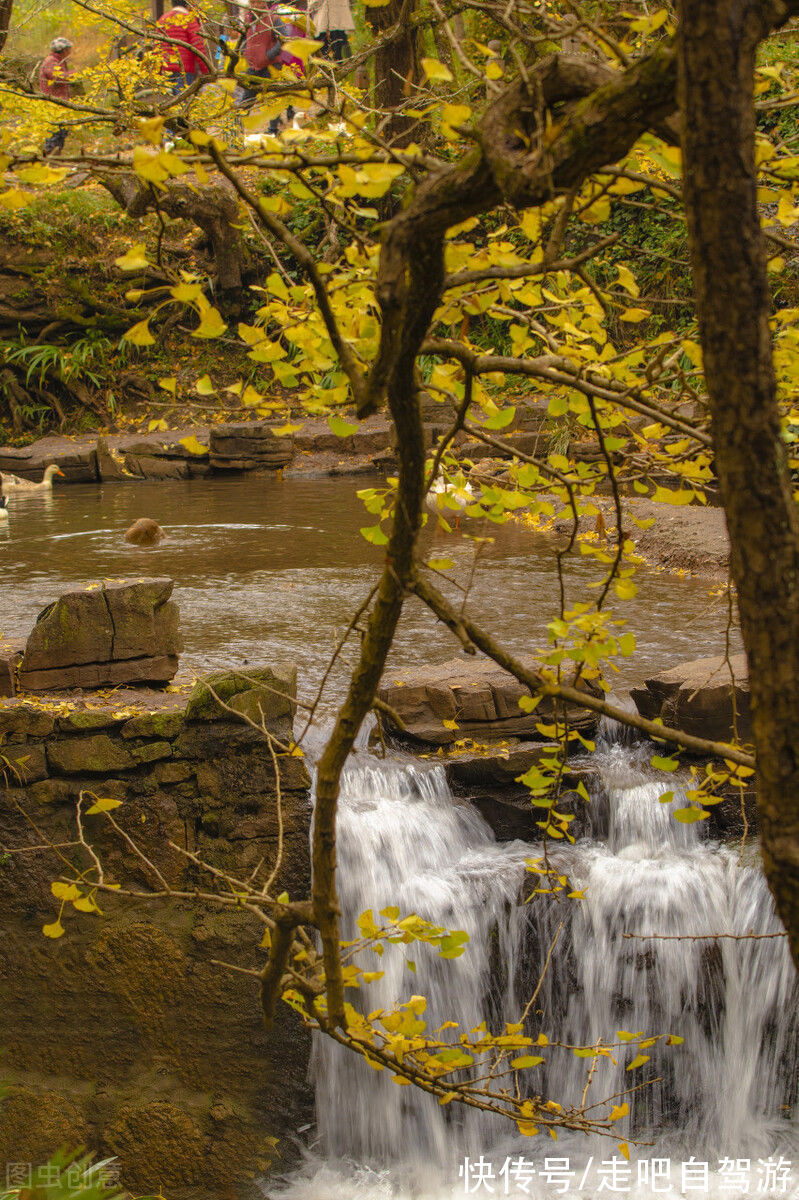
1, 421, 731, 579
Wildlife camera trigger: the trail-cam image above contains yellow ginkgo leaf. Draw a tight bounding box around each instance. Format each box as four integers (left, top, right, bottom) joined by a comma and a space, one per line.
179, 435, 209, 456
192, 306, 226, 339
138, 116, 166, 144
122, 320, 155, 346
51, 881, 80, 901
16, 164, 68, 185
0, 189, 30, 211
86, 797, 123, 815
421, 57, 453, 83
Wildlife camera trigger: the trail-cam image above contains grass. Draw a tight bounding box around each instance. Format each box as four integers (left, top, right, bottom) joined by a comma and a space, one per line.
0, 186, 129, 250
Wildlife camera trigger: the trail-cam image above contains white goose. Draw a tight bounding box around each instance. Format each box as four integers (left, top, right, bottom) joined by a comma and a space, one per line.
0, 497, 8, 524
425, 474, 476, 512
1, 464, 65, 494
425, 473, 476, 530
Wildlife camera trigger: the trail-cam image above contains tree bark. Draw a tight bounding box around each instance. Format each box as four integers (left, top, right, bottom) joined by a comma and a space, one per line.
0, 0, 14, 55
96, 172, 248, 302
678, 0, 799, 967
366, 1, 420, 147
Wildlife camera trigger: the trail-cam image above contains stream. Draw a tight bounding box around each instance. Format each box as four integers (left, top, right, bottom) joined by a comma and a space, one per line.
2, 475, 794, 1198
1, 476, 738, 715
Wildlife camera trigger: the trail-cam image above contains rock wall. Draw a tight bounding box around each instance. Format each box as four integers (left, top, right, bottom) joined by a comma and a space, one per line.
0, 665, 313, 1199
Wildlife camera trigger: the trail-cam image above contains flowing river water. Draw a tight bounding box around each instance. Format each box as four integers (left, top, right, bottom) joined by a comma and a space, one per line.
0, 476, 737, 709
2, 477, 795, 1198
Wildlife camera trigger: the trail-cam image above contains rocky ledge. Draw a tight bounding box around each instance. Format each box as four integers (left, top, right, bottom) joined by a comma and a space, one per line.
630, 652, 750, 744
0, 405, 551, 484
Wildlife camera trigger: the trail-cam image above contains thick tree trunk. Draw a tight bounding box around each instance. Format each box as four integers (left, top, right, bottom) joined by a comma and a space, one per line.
678, 0, 799, 966
366, 1, 420, 147
97, 172, 248, 303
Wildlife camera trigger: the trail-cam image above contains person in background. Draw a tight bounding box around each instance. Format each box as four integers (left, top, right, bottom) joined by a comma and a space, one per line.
237, 1, 290, 127
309, 0, 354, 62
39, 37, 73, 156
156, 1, 210, 93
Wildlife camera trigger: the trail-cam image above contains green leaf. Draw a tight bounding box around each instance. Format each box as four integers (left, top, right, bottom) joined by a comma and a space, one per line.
361, 524, 389, 545
329, 415, 359, 437
618, 632, 636, 656
673, 806, 710, 823
510, 1055, 545, 1068
482, 406, 516, 430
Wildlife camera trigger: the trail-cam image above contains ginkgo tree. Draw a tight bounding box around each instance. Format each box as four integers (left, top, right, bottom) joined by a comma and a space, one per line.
2, 0, 798, 1148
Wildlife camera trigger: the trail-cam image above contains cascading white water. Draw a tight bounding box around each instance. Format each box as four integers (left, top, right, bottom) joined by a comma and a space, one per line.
272, 741, 798, 1200
314, 760, 532, 1171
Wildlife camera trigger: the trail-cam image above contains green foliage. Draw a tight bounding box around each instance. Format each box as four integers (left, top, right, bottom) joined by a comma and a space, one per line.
0, 189, 126, 251
3, 332, 117, 390
0, 1146, 123, 1200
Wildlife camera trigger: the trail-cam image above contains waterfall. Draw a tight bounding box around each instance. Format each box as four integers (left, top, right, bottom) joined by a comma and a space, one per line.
271, 744, 798, 1200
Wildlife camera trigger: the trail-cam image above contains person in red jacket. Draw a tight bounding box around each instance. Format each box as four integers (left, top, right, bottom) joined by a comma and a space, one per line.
236, 2, 290, 126
156, 2, 209, 92
38, 37, 74, 156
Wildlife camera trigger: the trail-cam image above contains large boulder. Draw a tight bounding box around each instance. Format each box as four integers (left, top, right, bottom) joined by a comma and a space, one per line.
377, 656, 601, 746
630, 652, 750, 744
18, 579, 181, 691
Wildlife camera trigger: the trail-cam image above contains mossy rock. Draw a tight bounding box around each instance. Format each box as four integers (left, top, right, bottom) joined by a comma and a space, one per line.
57, 710, 124, 733
185, 665, 297, 725
0, 704, 55, 738
46, 734, 135, 775
121, 710, 185, 740
130, 740, 173, 764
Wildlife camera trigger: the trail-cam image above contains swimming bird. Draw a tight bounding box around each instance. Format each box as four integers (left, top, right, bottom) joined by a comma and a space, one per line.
125, 518, 165, 547
425, 474, 476, 530
0, 497, 8, 523
0, 464, 65, 493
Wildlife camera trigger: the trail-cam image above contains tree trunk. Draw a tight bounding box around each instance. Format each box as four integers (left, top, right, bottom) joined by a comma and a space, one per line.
366, 1, 420, 147
0, 0, 14, 55
97, 173, 248, 306
678, 0, 799, 967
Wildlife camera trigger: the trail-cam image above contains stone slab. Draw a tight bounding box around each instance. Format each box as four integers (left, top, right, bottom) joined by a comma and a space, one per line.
378, 657, 600, 746
0, 439, 98, 483
46, 733, 136, 775
20, 579, 181, 691
19, 655, 180, 693
630, 652, 750, 744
